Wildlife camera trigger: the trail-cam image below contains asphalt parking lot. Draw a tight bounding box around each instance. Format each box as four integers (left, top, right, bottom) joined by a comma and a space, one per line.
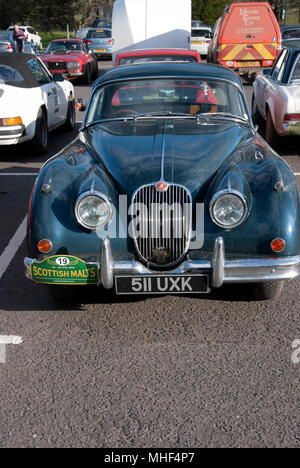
0, 61, 299, 448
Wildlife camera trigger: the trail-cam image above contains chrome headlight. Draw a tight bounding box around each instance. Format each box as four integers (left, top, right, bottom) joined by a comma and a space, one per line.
67, 61, 80, 70
210, 191, 247, 228
75, 192, 113, 230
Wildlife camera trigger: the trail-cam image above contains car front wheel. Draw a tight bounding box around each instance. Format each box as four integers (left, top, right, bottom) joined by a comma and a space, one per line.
84, 64, 91, 85
251, 94, 262, 125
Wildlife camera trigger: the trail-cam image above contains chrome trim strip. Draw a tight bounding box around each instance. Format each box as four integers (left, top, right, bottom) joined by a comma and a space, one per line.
101, 239, 114, 289
212, 237, 225, 288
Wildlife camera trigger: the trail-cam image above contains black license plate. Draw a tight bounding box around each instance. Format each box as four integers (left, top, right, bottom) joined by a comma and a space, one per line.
115, 274, 210, 295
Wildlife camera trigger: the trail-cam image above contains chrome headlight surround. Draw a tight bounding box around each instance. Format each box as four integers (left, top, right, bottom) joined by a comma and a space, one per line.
75, 191, 114, 230
209, 189, 248, 229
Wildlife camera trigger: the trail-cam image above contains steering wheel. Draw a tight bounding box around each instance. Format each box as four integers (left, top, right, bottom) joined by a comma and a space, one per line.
110, 109, 139, 118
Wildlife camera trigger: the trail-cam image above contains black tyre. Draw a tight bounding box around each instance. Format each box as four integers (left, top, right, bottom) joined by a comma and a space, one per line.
93, 62, 99, 78
266, 109, 281, 149
249, 280, 284, 301
251, 94, 262, 125
84, 64, 91, 85
28, 109, 48, 155
64, 98, 75, 131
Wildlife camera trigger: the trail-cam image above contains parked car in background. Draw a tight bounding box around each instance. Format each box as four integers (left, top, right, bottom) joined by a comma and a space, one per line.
0, 31, 15, 53
75, 27, 91, 39
191, 27, 212, 57
24, 42, 41, 55
84, 28, 113, 59
0, 53, 75, 154
207, 2, 281, 82
7, 25, 42, 48
281, 25, 300, 40
115, 48, 201, 65
25, 62, 300, 301
252, 46, 300, 148
90, 19, 112, 29
41, 38, 98, 85
283, 38, 300, 49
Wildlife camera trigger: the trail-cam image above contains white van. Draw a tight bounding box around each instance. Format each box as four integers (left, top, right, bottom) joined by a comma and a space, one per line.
112, 0, 191, 65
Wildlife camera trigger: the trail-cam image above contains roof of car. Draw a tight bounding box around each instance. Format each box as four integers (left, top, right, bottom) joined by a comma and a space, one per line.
0, 53, 40, 88
94, 62, 242, 88
117, 49, 200, 57
50, 38, 83, 42
281, 25, 300, 30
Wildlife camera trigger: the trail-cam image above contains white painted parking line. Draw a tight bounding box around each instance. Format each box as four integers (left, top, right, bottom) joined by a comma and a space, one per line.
294, 173, 300, 176
0, 216, 27, 281
0, 173, 38, 176
0, 336, 23, 364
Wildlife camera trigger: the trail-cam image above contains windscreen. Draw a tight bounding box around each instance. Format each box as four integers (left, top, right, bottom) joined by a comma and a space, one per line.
191, 29, 212, 38
282, 28, 300, 39
45, 41, 84, 53
0, 32, 11, 39
118, 55, 198, 65
86, 79, 248, 122
86, 29, 111, 39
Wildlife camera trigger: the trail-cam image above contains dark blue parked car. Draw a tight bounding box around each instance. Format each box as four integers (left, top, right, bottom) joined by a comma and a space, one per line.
25, 63, 300, 300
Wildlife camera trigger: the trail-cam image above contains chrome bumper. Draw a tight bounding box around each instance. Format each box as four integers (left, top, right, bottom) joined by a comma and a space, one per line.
24, 237, 300, 289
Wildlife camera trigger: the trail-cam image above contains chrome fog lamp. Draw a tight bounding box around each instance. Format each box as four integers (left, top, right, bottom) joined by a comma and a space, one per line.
210, 191, 247, 228
67, 62, 80, 70
75, 192, 113, 230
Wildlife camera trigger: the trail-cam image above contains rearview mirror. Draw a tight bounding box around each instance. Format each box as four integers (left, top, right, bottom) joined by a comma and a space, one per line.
263, 69, 271, 76
76, 98, 87, 112
53, 73, 64, 82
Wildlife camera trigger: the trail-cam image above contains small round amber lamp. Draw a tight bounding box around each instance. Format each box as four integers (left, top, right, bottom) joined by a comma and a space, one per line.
271, 238, 286, 253
38, 239, 52, 253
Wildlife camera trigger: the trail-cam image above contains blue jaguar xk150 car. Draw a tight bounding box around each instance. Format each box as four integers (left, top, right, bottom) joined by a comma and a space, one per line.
25, 63, 300, 300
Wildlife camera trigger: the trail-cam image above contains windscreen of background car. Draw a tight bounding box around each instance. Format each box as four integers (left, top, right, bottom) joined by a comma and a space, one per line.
118, 55, 198, 65
86, 79, 248, 122
282, 29, 300, 39
0, 32, 12, 39
290, 54, 300, 82
45, 41, 84, 53
86, 30, 112, 39
0, 65, 24, 84
191, 29, 212, 38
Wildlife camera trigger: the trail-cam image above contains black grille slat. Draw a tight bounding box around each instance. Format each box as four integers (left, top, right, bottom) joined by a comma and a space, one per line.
133, 183, 192, 267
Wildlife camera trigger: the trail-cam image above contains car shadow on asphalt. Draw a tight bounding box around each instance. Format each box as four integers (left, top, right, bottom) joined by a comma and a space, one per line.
0, 124, 81, 165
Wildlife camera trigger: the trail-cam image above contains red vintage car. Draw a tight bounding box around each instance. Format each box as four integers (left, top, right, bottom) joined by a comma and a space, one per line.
115, 48, 201, 66
41, 38, 98, 84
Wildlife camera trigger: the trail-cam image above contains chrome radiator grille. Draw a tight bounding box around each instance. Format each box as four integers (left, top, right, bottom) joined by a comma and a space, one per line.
132, 183, 192, 266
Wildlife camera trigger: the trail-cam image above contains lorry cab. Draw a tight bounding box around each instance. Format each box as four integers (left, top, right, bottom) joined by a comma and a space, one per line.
208, 2, 282, 82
